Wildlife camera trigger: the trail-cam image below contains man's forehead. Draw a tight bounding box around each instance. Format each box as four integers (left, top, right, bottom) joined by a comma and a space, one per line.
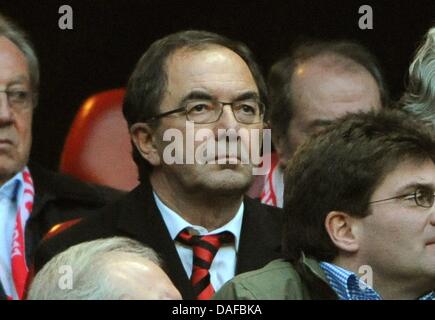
291, 54, 380, 106
0, 36, 26, 62
376, 158, 435, 193
297, 53, 369, 76
167, 46, 251, 75
2, 74, 29, 85
290, 79, 380, 123
0, 36, 30, 85
162, 46, 258, 101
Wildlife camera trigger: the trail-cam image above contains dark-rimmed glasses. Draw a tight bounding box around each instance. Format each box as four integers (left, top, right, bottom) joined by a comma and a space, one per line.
145, 99, 265, 124
369, 188, 435, 208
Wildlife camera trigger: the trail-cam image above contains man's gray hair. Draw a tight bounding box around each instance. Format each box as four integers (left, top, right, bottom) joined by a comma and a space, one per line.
400, 26, 435, 126
0, 12, 39, 103
27, 237, 161, 300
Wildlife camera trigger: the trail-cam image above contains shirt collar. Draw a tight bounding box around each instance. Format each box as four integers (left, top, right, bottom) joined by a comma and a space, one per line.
420, 291, 435, 300
319, 261, 381, 300
153, 191, 243, 250
319, 261, 435, 300
0, 170, 24, 201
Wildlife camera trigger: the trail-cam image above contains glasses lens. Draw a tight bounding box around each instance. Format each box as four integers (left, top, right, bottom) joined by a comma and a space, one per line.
186, 100, 219, 124
7, 90, 31, 110
234, 101, 263, 124
415, 188, 434, 208
185, 99, 264, 124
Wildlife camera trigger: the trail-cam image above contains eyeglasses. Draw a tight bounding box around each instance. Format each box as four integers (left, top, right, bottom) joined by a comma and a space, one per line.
146, 99, 265, 124
369, 188, 435, 208
0, 89, 33, 112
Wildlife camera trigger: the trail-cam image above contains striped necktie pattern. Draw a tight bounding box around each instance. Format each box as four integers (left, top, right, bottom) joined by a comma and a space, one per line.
177, 229, 234, 300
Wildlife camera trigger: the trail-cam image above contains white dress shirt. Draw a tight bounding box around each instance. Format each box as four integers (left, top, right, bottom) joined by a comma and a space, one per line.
0, 171, 24, 299
153, 192, 243, 292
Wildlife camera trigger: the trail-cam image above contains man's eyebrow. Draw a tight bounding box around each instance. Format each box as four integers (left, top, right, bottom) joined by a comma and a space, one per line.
309, 119, 334, 128
179, 91, 213, 103
233, 91, 260, 101
178, 90, 260, 105
6, 75, 30, 87
395, 182, 435, 195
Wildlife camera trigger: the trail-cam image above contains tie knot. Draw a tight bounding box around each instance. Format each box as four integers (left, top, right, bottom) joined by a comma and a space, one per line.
176, 229, 234, 300
177, 229, 234, 249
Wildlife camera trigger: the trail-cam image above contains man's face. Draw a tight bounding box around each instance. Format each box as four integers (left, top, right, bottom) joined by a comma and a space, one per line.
358, 159, 435, 293
277, 56, 381, 166
0, 36, 33, 186
151, 46, 262, 195
107, 254, 182, 300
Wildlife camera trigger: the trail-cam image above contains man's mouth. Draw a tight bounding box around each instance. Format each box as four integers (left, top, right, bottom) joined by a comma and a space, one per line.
0, 139, 13, 146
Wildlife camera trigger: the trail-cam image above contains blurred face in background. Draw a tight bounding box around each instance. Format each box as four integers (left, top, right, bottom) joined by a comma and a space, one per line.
276, 55, 381, 167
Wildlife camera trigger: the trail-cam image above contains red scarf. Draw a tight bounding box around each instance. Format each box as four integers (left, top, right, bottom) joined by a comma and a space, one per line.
9, 168, 34, 300
260, 152, 280, 207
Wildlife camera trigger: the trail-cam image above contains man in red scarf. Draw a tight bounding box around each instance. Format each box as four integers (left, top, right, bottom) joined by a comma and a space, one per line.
0, 13, 120, 300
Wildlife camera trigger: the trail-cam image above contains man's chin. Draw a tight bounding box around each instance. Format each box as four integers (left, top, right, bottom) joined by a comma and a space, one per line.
200, 169, 253, 195
0, 167, 19, 186
0, 158, 26, 185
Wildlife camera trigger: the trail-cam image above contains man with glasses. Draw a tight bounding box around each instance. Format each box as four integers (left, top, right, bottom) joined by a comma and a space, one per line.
0, 14, 120, 300
215, 110, 435, 300
35, 30, 282, 300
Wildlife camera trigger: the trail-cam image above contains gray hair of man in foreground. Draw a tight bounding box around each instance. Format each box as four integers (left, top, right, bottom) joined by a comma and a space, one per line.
401, 26, 435, 126
27, 237, 164, 300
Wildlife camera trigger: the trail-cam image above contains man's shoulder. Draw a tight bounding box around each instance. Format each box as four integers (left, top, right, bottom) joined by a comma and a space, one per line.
233, 259, 297, 283
33, 185, 154, 271
30, 163, 124, 207
244, 196, 283, 217
243, 196, 283, 230
214, 259, 304, 300
33, 199, 123, 272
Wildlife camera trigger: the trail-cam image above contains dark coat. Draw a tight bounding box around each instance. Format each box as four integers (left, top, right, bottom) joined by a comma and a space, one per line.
34, 180, 283, 299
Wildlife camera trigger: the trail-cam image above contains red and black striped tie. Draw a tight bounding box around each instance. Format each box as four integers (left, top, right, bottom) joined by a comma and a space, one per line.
177, 229, 234, 300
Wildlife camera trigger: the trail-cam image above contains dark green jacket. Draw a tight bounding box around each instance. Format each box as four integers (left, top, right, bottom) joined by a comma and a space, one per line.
213, 254, 338, 300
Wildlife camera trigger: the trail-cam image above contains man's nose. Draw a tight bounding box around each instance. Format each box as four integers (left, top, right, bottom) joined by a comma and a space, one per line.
0, 93, 14, 124
430, 204, 435, 226
216, 105, 240, 131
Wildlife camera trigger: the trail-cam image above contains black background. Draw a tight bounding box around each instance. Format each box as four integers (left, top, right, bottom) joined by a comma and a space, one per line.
0, 0, 434, 170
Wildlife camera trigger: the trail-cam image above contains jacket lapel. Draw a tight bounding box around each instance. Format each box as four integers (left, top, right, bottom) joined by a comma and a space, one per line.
0, 280, 7, 300
236, 197, 282, 274
114, 183, 194, 299
24, 166, 56, 265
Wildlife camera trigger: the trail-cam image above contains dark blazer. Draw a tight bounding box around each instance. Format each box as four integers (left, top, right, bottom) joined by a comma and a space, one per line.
34, 181, 283, 299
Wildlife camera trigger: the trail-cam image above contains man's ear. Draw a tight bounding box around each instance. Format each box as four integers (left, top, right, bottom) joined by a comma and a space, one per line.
130, 123, 161, 166
325, 211, 360, 254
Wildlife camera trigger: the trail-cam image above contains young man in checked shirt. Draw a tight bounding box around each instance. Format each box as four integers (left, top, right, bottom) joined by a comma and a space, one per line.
215, 110, 435, 300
